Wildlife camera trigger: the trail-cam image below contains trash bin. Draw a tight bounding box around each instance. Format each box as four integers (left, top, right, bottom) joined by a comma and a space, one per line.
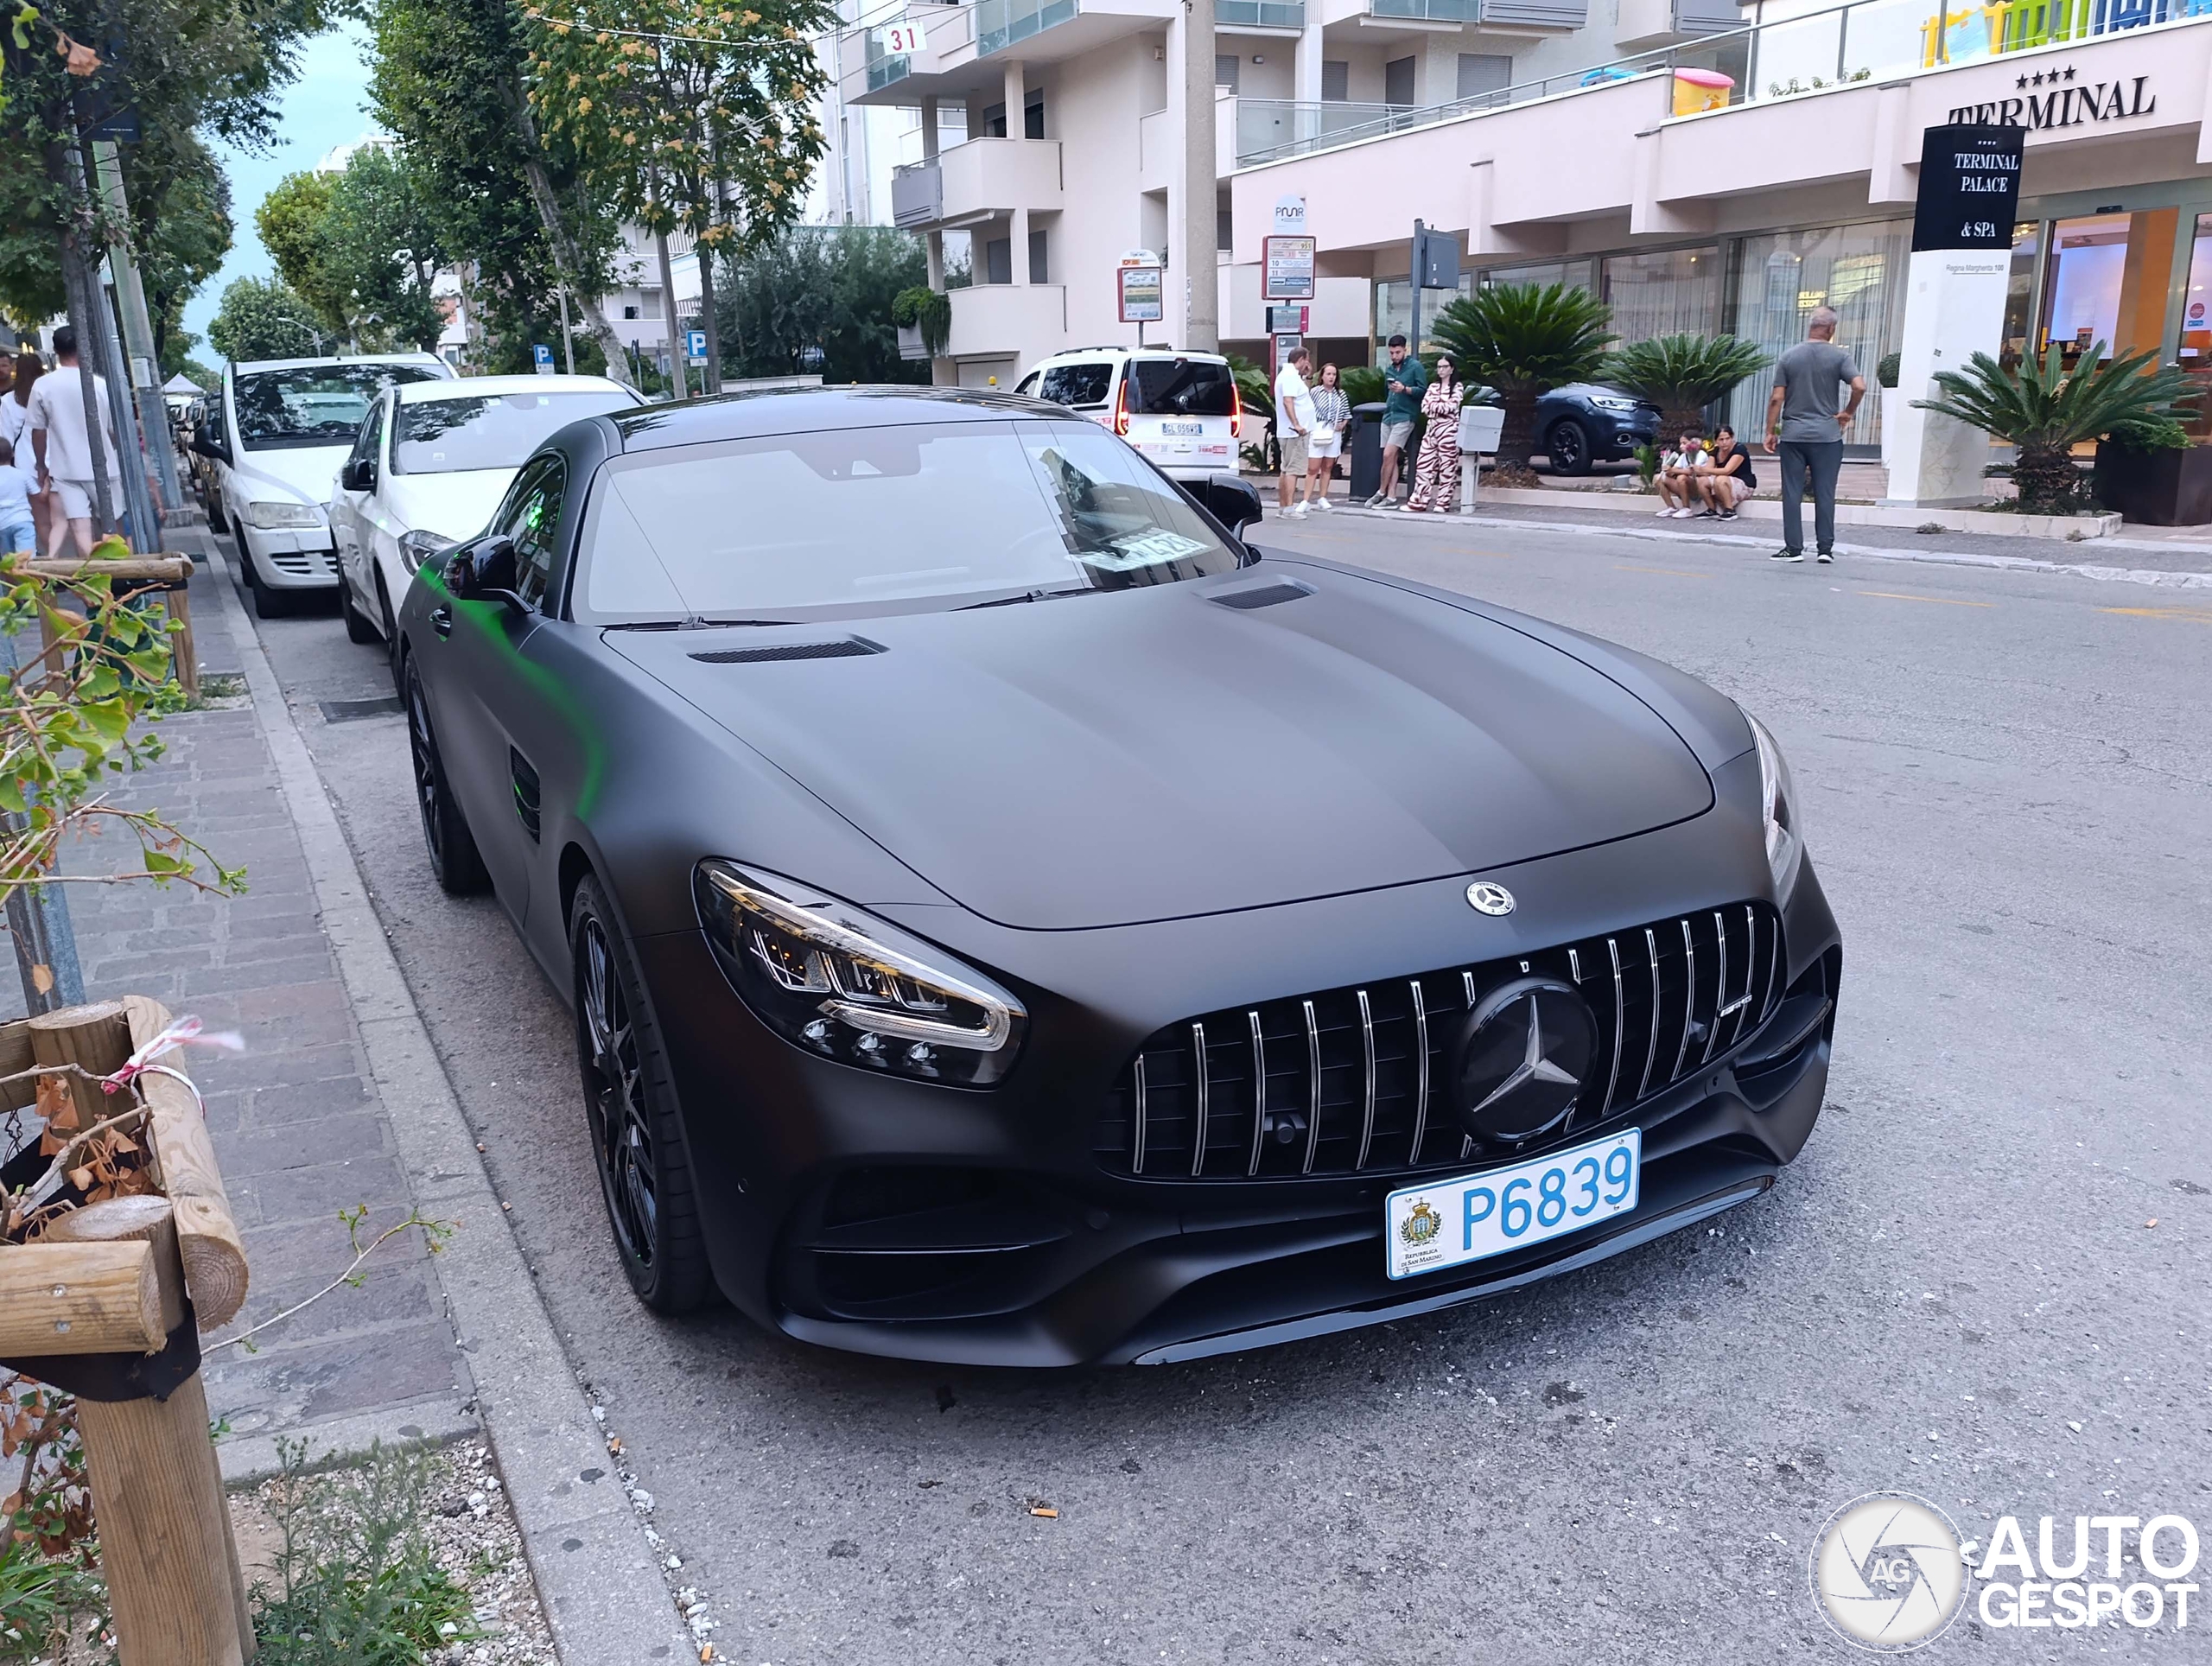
1348, 402, 1388, 500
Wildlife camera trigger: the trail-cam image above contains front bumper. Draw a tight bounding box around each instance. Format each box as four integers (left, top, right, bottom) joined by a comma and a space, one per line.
1592, 411, 1661, 460
632, 803, 1843, 1367
238, 521, 340, 588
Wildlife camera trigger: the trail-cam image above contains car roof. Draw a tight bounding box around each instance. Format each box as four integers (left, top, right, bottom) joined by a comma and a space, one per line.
396, 373, 630, 404
604, 385, 1065, 453
232, 353, 449, 375
1033, 347, 1228, 364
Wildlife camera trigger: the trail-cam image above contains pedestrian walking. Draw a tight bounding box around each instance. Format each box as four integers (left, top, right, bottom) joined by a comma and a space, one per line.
1404, 353, 1463, 512
25, 327, 118, 558
1273, 346, 1314, 518
1303, 362, 1350, 513
1653, 431, 1709, 517
1693, 425, 1756, 519
1764, 305, 1865, 563
0, 439, 33, 553
0, 350, 45, 554
1368, 334, 1427, 507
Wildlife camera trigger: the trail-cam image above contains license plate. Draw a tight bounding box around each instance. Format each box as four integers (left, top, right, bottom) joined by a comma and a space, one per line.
1160, 421, 1204, 436
1384, 1129, 1641, 1280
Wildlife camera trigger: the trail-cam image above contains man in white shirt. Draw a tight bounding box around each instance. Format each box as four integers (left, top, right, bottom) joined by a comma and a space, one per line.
1272, 347, 1314, 518
27, 327, 118, 556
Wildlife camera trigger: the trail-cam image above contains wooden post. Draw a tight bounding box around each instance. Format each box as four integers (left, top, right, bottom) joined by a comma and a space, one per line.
10, 556, 200, 696
0, 1239, 168, 1353
27, 999, 133, 1135
122, 996, 248, 1329
164, 581, 198, 702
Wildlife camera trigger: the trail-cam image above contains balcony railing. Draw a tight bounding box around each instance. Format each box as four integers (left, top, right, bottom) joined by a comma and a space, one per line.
1236, 0, 2211, 165
1219, 0, 1306, 22
863, 31, 911, 90
976, 0, 1078, 55
1370, 0, 1482, 16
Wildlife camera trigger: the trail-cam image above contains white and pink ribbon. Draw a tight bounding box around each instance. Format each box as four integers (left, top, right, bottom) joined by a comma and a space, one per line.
99, 1014, 246, 1113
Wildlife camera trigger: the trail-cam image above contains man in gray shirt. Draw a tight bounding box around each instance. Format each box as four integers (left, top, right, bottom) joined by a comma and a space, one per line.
1762, 306, 1865, 563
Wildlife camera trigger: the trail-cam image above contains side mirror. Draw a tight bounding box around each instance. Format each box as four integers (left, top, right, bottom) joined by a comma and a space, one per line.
1188, 474, 1262, 537
190, 429, 230, 464
451, 537, 530, 612
340, 456, 376, 492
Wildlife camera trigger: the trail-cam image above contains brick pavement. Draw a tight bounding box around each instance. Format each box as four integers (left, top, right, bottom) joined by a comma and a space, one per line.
1, 556, 474, 1466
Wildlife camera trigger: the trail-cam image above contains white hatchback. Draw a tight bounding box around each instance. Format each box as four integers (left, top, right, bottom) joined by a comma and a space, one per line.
1014, 349, 1242, 480
328, 374, 641, 666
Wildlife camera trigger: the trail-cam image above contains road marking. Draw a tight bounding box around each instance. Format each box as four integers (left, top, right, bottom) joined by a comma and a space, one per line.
1613, 563, 1710, 579
1854, 589, 1993, 608
2098, 605, 2212, 623
1442, 547, 1516, 559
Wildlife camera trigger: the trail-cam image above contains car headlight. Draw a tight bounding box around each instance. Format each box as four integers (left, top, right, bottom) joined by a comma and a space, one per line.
397, 529, 458, 569
241, 499, 325, 530
694, 861, 1027, 1086
1589, 394, 1639, 412
1745, 713, 1804, 897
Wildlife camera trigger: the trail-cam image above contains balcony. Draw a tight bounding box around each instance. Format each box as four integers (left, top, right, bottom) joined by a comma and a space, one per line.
1618, 0, 1748, 51
893, 137, 1064, 230
1368, 0, 1589, 20
863, 30, 910, 91
945, 283, 1068, 361
1141, 92, 1238, 191
1218, 0, 1306, 24
976, 0, 1078, 56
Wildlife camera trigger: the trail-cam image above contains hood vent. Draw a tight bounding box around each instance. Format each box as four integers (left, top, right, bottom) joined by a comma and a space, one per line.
690, 637, 885, 665
1209, 580, 1313, 612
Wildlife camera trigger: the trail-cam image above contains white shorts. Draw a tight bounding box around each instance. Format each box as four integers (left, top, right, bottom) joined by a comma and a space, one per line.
1308, 429, 1342, 459
1719, 475, 1752, 505
51, 478, 93, 519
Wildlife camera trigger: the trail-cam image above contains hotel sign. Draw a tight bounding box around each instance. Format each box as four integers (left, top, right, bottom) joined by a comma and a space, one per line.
1946, 65, 2155, 130
1912, 124, 2024, 252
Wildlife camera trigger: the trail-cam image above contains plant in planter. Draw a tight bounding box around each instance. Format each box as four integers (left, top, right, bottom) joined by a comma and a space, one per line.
1911, 340, 2191, 516
1429, 283, 1614, 486
1600, 333, 1770, 442
1228, 355, 1277, 473
1336, 364, 1385, 409
888, 285, 950, 358
2093, 412, 2212, 526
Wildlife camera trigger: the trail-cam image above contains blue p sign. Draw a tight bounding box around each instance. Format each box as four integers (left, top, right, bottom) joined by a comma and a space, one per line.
531, 343, 555, 375
685, 329, 709, 366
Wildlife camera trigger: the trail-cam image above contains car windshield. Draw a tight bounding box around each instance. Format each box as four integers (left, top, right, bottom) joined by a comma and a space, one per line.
1128, 359, 1234, 416
575, 418, 1243, 624
235, 364, 443, 449
393, 390, 633, 475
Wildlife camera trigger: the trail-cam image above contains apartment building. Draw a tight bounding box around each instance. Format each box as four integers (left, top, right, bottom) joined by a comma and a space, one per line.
847, 0, 2212, 467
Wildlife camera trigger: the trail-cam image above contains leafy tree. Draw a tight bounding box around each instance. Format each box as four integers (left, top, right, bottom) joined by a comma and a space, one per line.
1429, 283, 1615, 480
135, 137, 234, 371
1602, 332, 1769, 442
256, 168, 348, 335
324, 143, 447, 351
1913, 340, 2193, 514
365, 0, 628, 379
207, 274, 327, 361
524, 0, 831, 393
718, 225, 926, 383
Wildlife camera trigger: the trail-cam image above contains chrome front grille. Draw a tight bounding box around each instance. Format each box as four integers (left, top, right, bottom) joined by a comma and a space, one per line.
1094, 902, 1784, 1181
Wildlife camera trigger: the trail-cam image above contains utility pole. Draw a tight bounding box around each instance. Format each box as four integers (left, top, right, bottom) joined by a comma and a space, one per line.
1182, 0, 1219, 352
655, 229, 685, 399
89, 138, 183, 516
557, 283, 576, 375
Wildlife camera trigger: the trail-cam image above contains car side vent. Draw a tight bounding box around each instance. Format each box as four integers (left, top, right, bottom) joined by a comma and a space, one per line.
690, 637, 886, 665
1209, 581, 1313, 612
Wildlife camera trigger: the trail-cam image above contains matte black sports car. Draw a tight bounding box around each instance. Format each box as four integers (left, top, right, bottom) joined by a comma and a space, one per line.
399, 387, 1840, 1366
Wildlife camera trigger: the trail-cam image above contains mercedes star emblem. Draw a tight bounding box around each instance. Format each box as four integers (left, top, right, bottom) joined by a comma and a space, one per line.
1450, 976, 1599, 1143
1465, 881, 1515, 916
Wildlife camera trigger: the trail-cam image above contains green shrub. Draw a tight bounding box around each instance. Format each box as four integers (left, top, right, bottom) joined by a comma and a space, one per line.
1877, 351, 1901, 390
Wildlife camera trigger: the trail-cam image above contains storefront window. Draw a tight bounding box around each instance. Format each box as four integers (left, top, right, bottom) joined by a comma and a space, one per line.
1726, 220, 1910, 446
1600, 247, 1719, 344
1372, 277, 1472, 354
1479, 259, 1596, 294
2038, 214, 2130, 365
2001, 221, 2041, 368
2179, 213, 2212, 437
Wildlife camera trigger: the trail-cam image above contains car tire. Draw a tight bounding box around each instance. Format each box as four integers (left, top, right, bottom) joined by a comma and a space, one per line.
403, 656, 489, 896
1548, 418, 1592, 477
206, 491, 227, 535
340, 575, 378, 644
569, 874, 713, 1313
243, 556, 294, 619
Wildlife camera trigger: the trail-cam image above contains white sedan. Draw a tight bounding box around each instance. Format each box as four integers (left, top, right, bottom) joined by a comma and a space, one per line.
329, 374, 642, 668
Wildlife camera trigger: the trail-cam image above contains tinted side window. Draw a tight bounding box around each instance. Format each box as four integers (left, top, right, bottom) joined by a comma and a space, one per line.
495, 457, 566, 608
1039, 362, 1112, 408
1130, 359, 1234, 416
346, 398, 387, 479
1015, 372, 1040, 396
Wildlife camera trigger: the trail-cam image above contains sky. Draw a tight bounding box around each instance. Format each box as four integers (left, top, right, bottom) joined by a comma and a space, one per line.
181, 24, 380, 357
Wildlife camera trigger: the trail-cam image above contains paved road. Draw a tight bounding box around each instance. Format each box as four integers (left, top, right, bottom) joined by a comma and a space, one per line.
226, 515, 2211, 1664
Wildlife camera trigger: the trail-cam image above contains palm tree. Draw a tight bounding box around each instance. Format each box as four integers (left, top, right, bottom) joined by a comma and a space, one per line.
1912, 341, 2193, 515
1429, 283, 1615, 480
1603, 333, 1770, 442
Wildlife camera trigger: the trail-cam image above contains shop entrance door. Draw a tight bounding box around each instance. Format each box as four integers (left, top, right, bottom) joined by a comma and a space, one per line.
2037, 209, 2179, 369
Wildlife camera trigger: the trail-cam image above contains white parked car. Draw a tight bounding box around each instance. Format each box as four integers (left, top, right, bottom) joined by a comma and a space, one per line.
194, 353, 454, 616
328, 373, 642, 661
1014, 348, 1242, 480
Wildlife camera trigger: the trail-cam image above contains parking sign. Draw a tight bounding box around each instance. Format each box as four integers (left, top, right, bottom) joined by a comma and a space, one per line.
531, 343, 555, 375
686, 329, 709, 366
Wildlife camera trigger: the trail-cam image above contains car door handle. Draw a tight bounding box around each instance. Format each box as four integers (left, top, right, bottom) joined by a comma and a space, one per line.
429, 605, 453, 639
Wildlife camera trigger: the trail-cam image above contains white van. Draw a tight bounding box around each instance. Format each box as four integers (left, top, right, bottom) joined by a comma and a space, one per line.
1014, 348, 1242, 480
193, 352, 454, 616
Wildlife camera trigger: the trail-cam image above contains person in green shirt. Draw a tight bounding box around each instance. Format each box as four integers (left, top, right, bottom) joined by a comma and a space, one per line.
1370, 334, 1427, 507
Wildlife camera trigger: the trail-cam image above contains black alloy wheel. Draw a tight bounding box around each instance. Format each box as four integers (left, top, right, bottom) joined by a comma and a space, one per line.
570, 875, 710, 1311
403, 658, 488, 894
1548, 418, 1592, 477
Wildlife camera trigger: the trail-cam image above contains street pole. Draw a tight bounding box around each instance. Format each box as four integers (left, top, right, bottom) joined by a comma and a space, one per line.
1408, 219, 1426, 362
655, 229, 686, 400
557, 283, 576, 376
0, 633, 85, 1015
92, 262, 162, 552
89, 139, 183, 517
1182, 0, 1219, 353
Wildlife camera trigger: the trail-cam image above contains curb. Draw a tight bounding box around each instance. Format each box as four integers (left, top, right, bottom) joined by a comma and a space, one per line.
1280, 503, 2212, 589
199, 552, 694, 1664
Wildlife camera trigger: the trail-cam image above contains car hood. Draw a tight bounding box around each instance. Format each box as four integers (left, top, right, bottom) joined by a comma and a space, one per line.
374, 467, 516, 543
609, 565, 1713, 931
232, 442, 347, 506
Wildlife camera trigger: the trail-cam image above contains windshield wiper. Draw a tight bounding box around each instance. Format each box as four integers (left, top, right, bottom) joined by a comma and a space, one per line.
603, 615, 792, 631
957, 586, 1094, 610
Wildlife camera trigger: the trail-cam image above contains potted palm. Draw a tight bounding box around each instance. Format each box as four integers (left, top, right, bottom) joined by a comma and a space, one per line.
1912, 340, 2192, 517
1429, 283, 1614, 486
1876, 352, 1903, 473
1601, 333, 1770, 445
2093, 413, 2212, 526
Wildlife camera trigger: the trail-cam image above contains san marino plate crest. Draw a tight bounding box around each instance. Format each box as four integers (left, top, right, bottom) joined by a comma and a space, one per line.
1400, 1199, 1441, 1247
